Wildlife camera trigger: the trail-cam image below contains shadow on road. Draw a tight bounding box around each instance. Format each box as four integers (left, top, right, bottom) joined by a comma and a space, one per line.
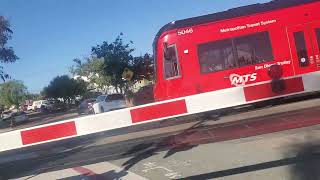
178, 143, 320, 180
46, 143, 320, 180
290, 144, 320, 180
120, 119, 210, 170
0, 138, 94, 180
58, 169, 128, 180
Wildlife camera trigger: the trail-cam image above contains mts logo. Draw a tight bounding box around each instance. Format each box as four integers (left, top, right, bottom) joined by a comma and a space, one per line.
229, 73, 257, 87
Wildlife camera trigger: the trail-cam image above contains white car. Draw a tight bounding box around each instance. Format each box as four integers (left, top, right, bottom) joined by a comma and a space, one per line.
27, 104, 34, 111
92, 94, 127, 114
30, 100, 50, 111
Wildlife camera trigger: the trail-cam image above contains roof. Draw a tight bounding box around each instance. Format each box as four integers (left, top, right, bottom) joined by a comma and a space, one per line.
154, 0, 318, 44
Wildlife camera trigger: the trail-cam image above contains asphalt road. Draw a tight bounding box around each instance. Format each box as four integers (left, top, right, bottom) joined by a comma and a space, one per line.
1, 93, 319, 134
0, 109, 79, 134
1, 99, 320, 179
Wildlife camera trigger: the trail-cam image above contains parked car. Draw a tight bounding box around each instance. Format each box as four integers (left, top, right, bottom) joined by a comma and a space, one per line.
78, 98, 96, 115
1, 110, 14, 121
47, 100, 67, 112
31, 100, 50, 111
1, 111, 28, 127
92, 94, 127, 114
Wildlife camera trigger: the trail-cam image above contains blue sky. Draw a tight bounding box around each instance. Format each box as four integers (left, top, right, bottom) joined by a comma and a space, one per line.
0, 0, 269, 93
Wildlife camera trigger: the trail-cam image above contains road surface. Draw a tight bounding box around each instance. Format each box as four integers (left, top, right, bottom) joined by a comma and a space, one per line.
1, 98, 320, 179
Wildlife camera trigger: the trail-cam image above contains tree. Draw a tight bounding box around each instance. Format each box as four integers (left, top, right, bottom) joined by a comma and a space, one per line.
70, 57, 111, 92
0, 16, 19, 81
42, 75, 88, 102
91, 34, 134, 93
25, 93, 42, 101
72, 34, 154, 94
131, 53, 154, 82
0, 80, 27, 108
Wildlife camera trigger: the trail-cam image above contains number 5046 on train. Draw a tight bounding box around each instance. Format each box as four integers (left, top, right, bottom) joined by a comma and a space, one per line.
152, 0, 320, 107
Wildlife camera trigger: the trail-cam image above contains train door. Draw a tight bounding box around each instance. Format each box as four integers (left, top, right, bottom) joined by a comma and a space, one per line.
153, 33, 183, 101
287, 23, 318, 75
310, 21, 320, 69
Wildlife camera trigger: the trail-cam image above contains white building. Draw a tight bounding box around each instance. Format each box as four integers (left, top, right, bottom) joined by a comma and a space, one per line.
73, 75, 117, 94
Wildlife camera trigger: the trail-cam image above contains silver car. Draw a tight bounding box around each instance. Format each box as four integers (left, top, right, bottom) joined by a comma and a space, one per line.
1, 111, 29, 127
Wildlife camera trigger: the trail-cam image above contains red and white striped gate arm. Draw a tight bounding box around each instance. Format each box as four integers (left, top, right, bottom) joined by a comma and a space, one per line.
0, 71, 319, 152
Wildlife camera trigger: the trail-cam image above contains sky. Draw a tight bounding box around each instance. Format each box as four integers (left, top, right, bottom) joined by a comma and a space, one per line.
0, 0, 269, 93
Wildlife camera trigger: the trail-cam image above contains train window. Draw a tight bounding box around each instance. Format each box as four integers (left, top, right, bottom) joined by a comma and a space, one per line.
316, 28, 320, 50
234, 32, 274, 67
198, 31, 274, 73
198, 39, 236, 73
164, 44, 180, 79
294, 31, 309, 67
